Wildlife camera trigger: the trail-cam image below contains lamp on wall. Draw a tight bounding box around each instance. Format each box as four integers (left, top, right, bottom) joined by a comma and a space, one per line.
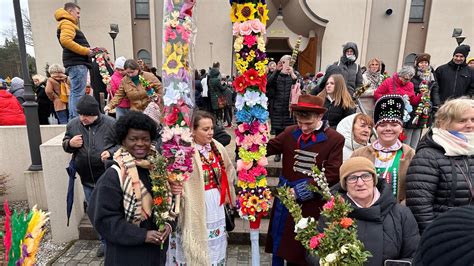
109, 24, 119, 60
452, 28, 466, 46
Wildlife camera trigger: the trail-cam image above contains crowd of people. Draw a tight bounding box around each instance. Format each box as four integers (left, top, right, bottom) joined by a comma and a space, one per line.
1, 2, 474, 265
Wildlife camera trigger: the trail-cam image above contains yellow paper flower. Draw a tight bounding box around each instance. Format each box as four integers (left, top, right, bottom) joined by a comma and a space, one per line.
237, 3, 257, 21
236, 58, 249, 74
248, 195, 259, 207
238, 180, 249, 189
164, 43, 173, 57
255, 59, 268, 76
234, 36, 244, 51
257, 178, 267, 187
152, 185, 159, 192
257, 36, 266, 52
256, 3, 269, 25
163, 52, 183, 75
230, 3, 239, 22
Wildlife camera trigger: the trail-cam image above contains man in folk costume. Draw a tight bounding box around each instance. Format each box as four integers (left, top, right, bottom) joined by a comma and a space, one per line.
265, 94, 345, 265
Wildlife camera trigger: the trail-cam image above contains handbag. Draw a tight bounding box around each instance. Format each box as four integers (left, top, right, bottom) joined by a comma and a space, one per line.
217, 95, 227, 109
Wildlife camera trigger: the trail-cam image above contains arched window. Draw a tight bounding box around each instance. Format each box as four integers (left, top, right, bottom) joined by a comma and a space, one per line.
137, 49, 152, 66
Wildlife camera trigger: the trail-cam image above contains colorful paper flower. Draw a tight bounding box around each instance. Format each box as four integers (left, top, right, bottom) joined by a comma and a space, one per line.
163, 52, 184, 75
244, 35, 257, 47
237, 3, 257, 21
243, 68, 260, 86
256, 3, 269, 25
233, 75, 247, 93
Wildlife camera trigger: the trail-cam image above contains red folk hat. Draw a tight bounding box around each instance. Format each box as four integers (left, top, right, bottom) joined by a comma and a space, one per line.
290, 94, 327, 114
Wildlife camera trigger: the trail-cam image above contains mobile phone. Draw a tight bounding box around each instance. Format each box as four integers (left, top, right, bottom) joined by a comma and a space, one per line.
384, 259, 412, 266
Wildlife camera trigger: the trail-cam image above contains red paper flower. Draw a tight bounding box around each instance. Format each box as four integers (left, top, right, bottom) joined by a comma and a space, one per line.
164, 106, 179, 125
340, 217, 353, 229
244, 69, 260, 86
233, 75, 247, 93
154, 197, 163, 206
258, 74, 267, 93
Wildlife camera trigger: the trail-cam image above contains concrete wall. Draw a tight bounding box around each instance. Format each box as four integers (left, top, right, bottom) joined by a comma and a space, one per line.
193, 1, 234, 76
41, 133, 85, 243
307, 0, 369, 70
366, 0, 410, 73
424, 0, 474, 69
0, 125, 66, 202
29, 0, 134, 75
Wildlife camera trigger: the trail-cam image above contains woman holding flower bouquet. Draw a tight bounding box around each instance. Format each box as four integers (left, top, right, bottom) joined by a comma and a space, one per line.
307, 157, 419, 265
104, 59, 162, 113
88, 111, 173, 265
167, 110, 236, 265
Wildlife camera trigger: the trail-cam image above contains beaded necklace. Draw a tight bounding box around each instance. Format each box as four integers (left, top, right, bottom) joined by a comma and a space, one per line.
375, 149, 403, 197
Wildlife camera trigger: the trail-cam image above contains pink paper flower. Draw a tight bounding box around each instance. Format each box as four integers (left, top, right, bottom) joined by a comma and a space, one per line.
249, 19, 265, 34
165, 27, 177, 41
257, 156, 268, 166
244, 35, 257, 47
237, 159, 253, 171
239, 22, 252, 35
323, 196, 335, 210
232, 22, 241, 36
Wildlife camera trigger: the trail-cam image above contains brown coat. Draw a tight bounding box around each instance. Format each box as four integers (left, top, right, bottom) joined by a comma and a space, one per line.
107, 71, 161, 112
265, 124, 344, 265
351, 143, 415, 203
45, 73, 68, 111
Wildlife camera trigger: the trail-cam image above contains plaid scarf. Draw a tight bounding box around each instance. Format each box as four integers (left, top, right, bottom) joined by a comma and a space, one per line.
113, 147, 155, 225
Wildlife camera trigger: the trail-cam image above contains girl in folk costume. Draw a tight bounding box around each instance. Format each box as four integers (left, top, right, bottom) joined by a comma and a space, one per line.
167, 110, 236, 265
351, 95, 415, 203
317, 74, 356, 128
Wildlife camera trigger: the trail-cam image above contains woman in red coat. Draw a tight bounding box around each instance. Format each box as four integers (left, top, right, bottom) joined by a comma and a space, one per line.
374, 65, 421, 107
0, 81, 26, 125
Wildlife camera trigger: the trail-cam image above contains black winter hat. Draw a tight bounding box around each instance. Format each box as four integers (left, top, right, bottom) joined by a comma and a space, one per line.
76, 95, 100, 116
414, 205, 474, 266
415, 53, 431, 66
453, 44, 470, 58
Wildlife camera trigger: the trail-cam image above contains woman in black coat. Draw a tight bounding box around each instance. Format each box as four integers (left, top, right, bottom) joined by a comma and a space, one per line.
33, 74, 52, 124
88, 111, 173, 265
406, 98, 474, 235
308, 157, 419, 266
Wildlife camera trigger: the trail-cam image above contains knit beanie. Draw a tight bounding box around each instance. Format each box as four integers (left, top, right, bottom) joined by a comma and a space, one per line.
114, 56, 126, 69
76, 95, 100, 116
453, 44, 470, 58
339, 157, 377, 190
10, 77, 24, 90
414, 205, 474, 266
467, 57, 474, 64
415, 53, 431, 66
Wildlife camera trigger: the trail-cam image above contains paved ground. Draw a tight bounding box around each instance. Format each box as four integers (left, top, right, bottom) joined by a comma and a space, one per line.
51, 240, 272, 265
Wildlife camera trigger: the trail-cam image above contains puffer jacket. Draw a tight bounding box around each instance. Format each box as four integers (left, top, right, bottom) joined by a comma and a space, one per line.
45, 73, 68, 111
406, 130, 474, 234
434, 60, 474, 104
108, 71, 129, 108
374, 73, 421, 107
308, 180, 419, 266
62, 114, 118, 186
54, 8, 91, 68
9, 77, 25, 104
267, 70, 296, 130
208, 67, 225, 110
322, 97, 356, 128
334, 42, 363, 95
0, 90, 26, 125
107, 71, 161, 112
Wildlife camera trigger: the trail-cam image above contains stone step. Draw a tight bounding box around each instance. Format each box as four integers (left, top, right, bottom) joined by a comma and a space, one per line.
79, 215, 99, 240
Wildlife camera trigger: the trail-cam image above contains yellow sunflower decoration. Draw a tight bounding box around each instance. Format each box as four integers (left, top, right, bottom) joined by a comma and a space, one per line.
230, 3, 239, 22
163, 52, 183, 75
256, 3, 269, 25
237, 3, 257, 21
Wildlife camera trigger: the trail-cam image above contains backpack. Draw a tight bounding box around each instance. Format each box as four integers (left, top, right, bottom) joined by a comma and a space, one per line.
59, 81, 70, 103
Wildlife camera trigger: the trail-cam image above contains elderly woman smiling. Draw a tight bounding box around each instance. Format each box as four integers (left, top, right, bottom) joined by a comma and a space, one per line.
309, 157, 419, 266
406, 98, 474, 234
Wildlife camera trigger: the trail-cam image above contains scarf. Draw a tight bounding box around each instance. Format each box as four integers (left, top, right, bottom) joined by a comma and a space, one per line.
365, 71, 382, 90
432, 128, 474, 156
416, 67, 435, 83
113, 147, 155, 225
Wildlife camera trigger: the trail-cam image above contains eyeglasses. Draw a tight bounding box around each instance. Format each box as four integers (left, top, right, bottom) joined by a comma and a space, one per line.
346, 173, 373, 184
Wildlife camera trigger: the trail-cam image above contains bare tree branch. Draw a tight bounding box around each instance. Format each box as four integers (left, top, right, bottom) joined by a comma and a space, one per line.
1, 8, 34, 46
